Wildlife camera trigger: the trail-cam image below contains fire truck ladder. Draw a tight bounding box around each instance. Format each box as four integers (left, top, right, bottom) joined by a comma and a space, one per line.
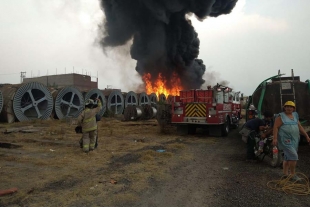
278, 69, 296, 110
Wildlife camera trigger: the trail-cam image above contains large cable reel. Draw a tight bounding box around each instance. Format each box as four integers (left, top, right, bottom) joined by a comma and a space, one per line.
13, 82, 53, 121
54, 86, 84, 119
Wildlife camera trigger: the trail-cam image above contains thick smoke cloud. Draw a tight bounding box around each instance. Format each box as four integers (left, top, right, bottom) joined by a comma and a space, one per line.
99, 0, 237, 90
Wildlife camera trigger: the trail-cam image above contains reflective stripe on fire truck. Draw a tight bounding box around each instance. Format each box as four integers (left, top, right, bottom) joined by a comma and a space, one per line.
185, 103, 206, 117
218, 111, 232, 113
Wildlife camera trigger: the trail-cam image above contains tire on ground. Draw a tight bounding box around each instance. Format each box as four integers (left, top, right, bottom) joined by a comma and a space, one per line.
221, 117, 230, 137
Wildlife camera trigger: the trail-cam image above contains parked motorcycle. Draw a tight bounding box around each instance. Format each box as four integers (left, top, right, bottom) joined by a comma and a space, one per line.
252, 134, 282, 167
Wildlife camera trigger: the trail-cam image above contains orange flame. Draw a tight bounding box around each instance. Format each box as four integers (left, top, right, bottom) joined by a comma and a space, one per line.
143, 72, 182, 98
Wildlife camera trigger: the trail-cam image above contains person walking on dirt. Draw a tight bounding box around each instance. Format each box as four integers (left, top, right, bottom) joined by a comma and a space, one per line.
243, 111, 274, 161
273, 101, 310, 181
77, 98, 102, 153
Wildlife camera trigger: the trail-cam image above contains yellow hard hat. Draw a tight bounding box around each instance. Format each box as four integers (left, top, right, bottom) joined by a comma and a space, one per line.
284, 101, 295, 108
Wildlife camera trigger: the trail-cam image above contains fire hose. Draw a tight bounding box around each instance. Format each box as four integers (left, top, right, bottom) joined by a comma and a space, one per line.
267, 172, 310, 195
0, 188, 18, 196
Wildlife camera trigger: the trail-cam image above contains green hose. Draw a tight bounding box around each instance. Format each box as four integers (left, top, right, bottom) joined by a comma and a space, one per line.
301, 80, 310, 126
250, 73, 285, 118
306, 80, 310, 92
253, 73, 285, 95
257, 81, 267, 119
300, 120, 307, 125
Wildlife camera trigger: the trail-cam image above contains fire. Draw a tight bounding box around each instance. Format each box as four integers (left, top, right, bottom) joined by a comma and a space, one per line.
143, 72, 182, 98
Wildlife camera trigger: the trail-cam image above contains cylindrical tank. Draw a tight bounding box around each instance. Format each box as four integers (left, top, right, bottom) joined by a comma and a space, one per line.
123, 105, 143, 121
252, 80, 310, 121
141, 105, 157, 120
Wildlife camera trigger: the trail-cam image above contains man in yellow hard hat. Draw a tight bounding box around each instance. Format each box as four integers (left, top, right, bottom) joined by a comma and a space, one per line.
273, 101, 310, 181
77, 98, 102, 153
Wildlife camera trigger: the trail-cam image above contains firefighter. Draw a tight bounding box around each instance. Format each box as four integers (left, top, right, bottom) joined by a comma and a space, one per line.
77, 98, 102, 153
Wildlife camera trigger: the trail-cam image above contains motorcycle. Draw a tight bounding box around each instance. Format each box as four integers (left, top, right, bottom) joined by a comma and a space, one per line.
252, 134, 282, 167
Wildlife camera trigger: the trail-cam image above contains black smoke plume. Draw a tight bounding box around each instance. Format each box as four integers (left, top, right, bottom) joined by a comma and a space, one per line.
99, 0, 237, 90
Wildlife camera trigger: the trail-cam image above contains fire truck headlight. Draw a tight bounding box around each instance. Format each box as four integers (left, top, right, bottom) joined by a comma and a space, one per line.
208, 107, 216, 115
174, 107, 183, 115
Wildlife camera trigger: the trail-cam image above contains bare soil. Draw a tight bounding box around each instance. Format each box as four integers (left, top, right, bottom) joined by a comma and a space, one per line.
1, 118, 310, 207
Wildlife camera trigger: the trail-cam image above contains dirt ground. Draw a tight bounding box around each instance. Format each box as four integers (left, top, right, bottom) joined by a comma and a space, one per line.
1, 117, 310, 207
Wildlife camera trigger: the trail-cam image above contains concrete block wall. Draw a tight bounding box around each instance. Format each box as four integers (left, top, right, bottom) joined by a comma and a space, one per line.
23, 73, 97, 91
73, 74, 97, 91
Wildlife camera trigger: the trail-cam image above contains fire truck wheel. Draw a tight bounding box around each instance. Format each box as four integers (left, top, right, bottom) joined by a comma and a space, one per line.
221, 118, 230, 136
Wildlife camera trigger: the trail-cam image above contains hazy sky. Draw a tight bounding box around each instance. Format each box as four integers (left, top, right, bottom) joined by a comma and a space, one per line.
0, 0, 309, 95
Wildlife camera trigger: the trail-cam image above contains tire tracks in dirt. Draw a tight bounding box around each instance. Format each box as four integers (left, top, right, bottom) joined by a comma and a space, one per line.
128, 128, 310, 207
132, 133, 239, 207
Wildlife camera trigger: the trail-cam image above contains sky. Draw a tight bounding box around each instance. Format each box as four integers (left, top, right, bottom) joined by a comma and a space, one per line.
0, 0, 309, 95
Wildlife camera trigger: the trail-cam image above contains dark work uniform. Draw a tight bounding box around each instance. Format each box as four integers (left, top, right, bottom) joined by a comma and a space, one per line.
244, 118, 265, 160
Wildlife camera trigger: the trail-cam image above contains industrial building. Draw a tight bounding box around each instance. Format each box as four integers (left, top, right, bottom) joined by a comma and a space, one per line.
23, 73, 98, 91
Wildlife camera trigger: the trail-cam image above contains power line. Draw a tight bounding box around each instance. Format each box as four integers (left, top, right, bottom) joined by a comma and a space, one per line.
0, 72, 20, 75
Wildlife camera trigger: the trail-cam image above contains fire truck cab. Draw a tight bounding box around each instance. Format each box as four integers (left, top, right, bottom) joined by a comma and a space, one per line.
170, 84, 241, 136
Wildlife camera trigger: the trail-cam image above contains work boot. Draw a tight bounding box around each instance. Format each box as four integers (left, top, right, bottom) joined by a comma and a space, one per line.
281, 175, 288, 180
291, 174, 302, 182
83, 145, 89, 153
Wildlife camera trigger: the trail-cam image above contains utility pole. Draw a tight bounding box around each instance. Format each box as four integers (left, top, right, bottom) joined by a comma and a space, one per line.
20, 71, 26, 83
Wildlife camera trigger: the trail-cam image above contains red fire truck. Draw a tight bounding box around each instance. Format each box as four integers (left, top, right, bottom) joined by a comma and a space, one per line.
170, 84, 242, 136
